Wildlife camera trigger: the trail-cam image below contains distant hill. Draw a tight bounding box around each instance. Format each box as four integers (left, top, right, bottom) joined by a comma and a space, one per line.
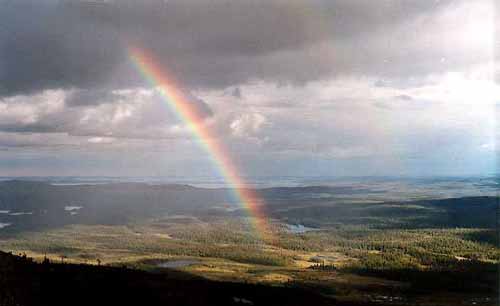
0, 180, 498, 235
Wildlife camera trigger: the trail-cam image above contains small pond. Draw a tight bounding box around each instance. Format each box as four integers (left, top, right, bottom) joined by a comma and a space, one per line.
286, 224, 318, 234
156, 260, 200, 268
0, 223, 12, 229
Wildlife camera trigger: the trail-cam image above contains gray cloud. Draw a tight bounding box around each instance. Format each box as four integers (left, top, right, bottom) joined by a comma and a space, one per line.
395, 94, 413, 101
65, 89, 124, 107
0, 1, 124, 96
0, 0, 469, 96
180, 92, 214, 118
231, 88, 242, 99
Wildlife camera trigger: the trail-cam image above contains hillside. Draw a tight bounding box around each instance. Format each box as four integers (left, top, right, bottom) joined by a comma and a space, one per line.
0, 250, 339, 306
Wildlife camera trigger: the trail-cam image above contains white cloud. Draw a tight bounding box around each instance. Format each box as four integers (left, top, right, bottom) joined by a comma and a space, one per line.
87, 137, 115, 144
0, 90, 65, 125
230, 113, 267, 138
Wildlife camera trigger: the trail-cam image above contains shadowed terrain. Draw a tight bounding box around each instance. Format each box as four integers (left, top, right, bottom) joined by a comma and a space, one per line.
0, 250, 340, 306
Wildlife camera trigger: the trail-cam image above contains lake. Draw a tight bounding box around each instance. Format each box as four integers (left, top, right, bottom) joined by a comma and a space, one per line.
0, 223, 12, 229
286, 224, 318, 234
157, 260, 200, 268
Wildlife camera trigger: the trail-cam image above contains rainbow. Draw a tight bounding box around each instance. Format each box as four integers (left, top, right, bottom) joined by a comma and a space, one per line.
128, 46, 273, 242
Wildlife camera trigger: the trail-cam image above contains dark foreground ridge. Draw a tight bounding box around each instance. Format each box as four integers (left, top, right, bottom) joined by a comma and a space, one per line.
0, 251, 342, 306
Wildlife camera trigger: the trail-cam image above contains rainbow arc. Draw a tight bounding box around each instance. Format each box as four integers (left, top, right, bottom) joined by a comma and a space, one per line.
129, 46, 272, 242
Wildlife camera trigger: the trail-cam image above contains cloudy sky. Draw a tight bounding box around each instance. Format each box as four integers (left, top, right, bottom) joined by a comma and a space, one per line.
0, 0, 498, 178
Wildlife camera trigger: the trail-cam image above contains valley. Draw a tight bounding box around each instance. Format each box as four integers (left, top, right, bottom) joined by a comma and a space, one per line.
0, 178, 498, 305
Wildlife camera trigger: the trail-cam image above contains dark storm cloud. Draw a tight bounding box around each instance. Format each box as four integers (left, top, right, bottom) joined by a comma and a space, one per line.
0, 1, 124, 96
0, 0, 460, 97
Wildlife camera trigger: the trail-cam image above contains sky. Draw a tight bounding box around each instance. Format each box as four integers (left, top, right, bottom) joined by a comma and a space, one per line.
0, 0, 498, 178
